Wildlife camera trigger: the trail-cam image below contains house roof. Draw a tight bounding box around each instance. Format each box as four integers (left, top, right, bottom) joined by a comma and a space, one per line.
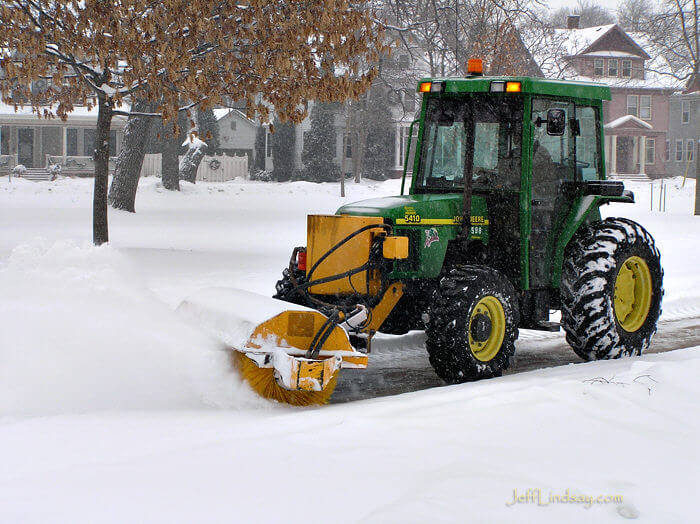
0, 101, 127, 125
213, 108, 256, 127
533, 24, 681, 91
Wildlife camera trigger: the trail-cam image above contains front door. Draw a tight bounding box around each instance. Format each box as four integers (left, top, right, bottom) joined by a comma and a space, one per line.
529, 98, 574, 288
17, 128, 34, 168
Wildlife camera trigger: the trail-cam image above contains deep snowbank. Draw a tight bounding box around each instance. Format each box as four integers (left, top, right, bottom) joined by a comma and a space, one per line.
0, 346, 698, 523
0, 239, 267, 414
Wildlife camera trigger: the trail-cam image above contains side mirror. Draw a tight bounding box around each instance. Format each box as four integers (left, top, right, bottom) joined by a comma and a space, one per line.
546, 109, 566, 136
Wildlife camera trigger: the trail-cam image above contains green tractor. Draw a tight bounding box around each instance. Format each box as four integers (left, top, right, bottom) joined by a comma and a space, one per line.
268, 73, 663, 401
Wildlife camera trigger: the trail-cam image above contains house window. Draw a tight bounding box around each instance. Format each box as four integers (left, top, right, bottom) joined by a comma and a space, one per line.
404, 91, 416, 113
0, 125, 9, 155
681, 101, 690, 123
687, 139, 695, 161
83, 129, 96, 157
266, 130, 272, 158
230, 121, 237, 131
627, 95, 638, 116
67, 128, 78, 156
594, 59, 604, 76
665, 139, 670, 161
645, 138, 655, 164
344, 134, 352, 158
398, 54, 410, 69
608, 59, 618, 77
622, 59, 632, 77
639, 95, 651, 120
676, 139, 683, 161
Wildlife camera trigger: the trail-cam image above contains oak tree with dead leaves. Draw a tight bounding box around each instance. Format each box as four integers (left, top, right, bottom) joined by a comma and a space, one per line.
0, 0, 384, 243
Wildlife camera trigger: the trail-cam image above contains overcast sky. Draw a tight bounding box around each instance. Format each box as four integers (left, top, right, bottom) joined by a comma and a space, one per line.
542, 0, 623, 15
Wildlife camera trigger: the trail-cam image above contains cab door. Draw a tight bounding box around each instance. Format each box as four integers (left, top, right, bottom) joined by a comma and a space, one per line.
529, 98, 575, 288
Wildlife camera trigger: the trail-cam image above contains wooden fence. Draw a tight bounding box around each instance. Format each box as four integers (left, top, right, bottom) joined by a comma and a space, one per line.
141, 154, 248, 181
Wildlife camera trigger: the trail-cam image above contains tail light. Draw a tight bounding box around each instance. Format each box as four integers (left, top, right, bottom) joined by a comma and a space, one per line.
297, 250, 307, 271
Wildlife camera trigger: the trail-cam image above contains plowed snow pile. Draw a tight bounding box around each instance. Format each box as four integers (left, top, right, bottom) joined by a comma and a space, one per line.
0, 239, 266, 414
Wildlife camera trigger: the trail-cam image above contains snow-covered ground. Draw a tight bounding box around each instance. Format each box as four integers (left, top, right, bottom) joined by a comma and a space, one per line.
0, 174, 698, 522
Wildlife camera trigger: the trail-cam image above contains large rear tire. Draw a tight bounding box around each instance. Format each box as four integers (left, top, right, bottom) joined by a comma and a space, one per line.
426, 266, 519, 383
560, 217, 663, 360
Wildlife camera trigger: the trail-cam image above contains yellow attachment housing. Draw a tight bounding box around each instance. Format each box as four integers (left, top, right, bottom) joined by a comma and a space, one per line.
383, 236, 409, 260
306, 214, 384, 296
245, 309, 368, 369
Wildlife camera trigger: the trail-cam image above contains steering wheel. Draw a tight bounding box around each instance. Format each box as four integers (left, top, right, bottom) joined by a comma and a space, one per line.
473, 170, 494, 185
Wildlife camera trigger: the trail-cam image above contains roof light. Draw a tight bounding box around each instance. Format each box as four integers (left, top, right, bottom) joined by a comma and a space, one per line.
430, 81, 444, 93
490, 81, 505, 92
419, 82, 432, 93
467, 58, 483, 75
505, 81, 521, 93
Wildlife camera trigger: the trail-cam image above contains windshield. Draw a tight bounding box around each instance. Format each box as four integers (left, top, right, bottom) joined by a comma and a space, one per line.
415, 95, 523, 192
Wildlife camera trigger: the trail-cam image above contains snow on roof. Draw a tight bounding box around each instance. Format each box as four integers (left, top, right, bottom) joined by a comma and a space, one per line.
213, 108, 257, 126
0, 101, 128, 123
532, 24, 682, 91
213, 108, 231, 121
605, 114, 653, 129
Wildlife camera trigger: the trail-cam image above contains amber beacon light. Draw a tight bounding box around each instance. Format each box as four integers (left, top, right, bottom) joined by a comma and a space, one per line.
467, 58, 483, 75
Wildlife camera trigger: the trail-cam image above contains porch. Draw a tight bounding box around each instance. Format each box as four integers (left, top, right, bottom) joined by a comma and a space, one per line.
604, 115, 666, 177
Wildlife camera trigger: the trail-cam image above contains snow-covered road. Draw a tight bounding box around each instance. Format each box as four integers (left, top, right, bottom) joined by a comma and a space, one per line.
0, 174, 698, 522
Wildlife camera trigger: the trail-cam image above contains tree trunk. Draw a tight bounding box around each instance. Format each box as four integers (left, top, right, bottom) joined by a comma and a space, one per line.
179, 136, 207, 183
108, 99, 155, 212
93, 94, 113, 245
695, 138, 699, 215
162, 121, 180, 191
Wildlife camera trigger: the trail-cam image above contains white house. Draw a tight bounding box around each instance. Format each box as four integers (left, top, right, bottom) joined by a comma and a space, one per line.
0, 101, 126, 174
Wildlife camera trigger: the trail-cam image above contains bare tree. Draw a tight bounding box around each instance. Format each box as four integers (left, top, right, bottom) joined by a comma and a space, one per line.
548, 0, 616, 28
617, 0, 655, 31
642, 0, 700, 84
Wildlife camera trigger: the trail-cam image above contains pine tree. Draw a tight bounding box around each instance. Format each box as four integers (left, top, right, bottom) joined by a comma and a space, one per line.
363, 95, 394, 180
198, 109, 221, 154
302, 102, 340, 182
271, 120, 296, 182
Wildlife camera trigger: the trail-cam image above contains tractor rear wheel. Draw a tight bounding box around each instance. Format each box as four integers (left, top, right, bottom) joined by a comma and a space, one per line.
426, 266, 518, 383
560, 217, 663, 360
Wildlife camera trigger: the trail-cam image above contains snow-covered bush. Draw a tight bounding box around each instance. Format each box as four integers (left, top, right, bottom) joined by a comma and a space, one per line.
48, 163, 62, 180
11, 164, 27, 177
250, 169, 273, 182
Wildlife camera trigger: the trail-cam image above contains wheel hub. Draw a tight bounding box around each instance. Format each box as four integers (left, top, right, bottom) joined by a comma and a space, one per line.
468, 296, 506, 362
614, 255, 653, 332
470, 313, 492, 342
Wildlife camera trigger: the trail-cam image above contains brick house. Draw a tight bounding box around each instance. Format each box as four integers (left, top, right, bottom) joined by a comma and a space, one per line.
536, 18, 681, 178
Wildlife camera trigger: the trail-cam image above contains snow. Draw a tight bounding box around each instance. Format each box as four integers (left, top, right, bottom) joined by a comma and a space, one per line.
0, 174, 698, 522
605, 114, 653, 129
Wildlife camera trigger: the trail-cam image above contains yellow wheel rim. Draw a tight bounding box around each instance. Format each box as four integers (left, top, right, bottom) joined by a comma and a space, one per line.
468, 295, 506, 362
614, 255, 653, 332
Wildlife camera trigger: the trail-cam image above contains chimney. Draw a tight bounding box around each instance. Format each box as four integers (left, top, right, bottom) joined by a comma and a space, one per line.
567, 15, 581, 29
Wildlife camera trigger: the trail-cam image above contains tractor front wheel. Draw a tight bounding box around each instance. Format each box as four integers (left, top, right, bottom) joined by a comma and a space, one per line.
426, 266, 519, 383
560, 217, 663, 360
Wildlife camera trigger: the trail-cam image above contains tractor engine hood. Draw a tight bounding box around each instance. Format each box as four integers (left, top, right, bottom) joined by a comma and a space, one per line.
336, 193, 484, 227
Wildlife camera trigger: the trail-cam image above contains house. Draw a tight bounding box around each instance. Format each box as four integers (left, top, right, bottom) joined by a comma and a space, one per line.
213, 108, 258, 170
536, 18, 681, 178
0, 101, 126, 174
665, 76, 699, 179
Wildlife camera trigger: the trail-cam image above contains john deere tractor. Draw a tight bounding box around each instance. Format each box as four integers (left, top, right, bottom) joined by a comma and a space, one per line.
184, 70, 663, 406
271, 71, 663, 390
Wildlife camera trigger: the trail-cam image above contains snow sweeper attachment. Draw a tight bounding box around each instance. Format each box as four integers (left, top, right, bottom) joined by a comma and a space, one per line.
177, 288, 368, 405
